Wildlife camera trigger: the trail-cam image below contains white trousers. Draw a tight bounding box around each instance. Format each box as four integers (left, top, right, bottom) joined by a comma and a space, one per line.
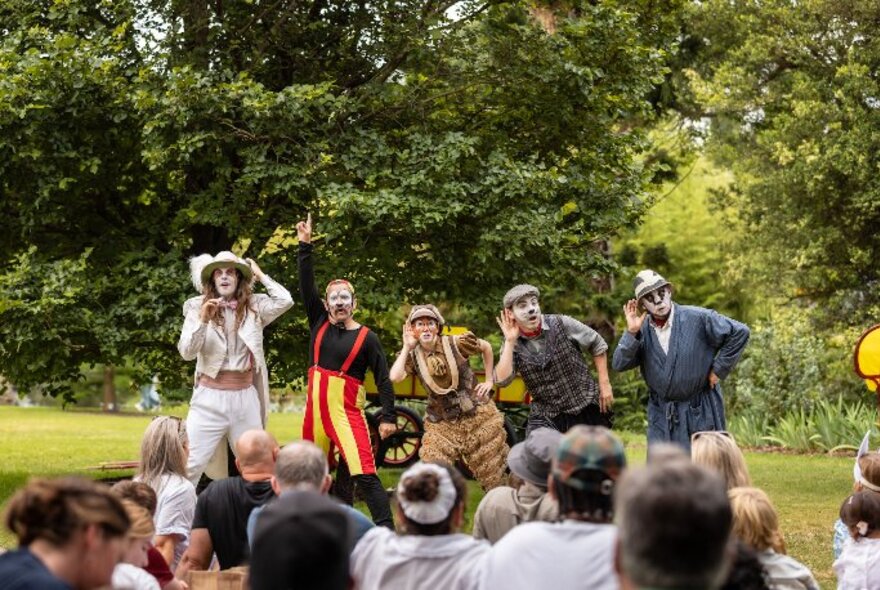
185, 384, 262, 484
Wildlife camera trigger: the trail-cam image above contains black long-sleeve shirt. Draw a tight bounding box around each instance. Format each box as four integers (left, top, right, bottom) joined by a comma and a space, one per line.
298, 243, 395, 423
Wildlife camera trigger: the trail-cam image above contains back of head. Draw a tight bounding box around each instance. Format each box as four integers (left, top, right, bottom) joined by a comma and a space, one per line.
120, 499, 155, 539
858, 452, 880, 489
551, 425, 626, 522
728, 487, 784, 553
396, 462, 467, 535
616, 462, 732, 590
691, 432, 751, 490
138, 416, 188, 488
235, 429, 278, 470
274, 441, 329, 491
647, 443, 689, 466
4, 477, 130, 547
250, 490, 352, 590
720, 541, 771, 590
110, 480, 158, 516
840, 490, 880, 540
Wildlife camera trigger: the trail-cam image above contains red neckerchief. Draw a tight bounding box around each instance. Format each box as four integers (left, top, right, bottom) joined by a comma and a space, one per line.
651, 315, 667, 328
519, 325, 542, 338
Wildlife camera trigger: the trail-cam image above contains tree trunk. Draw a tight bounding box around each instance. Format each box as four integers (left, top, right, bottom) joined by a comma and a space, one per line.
102, 365, 117, 412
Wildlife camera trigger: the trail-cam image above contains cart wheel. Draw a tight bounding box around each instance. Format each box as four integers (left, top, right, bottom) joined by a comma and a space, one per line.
369, 406, 424, 468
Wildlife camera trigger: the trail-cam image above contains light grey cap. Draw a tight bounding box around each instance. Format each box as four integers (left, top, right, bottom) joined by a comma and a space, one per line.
633, 270, 670, 300
503, 284, 540, 309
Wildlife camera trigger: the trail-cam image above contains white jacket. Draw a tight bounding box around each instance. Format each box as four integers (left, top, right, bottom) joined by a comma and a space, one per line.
178, 274, 293, 425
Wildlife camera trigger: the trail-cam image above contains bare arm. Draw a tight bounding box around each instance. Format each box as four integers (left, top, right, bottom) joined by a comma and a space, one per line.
174, 528, 212, 580
474, 338, 495, 400
154, 534, 180, 568
592, 353, 614, 413
494, 310, 519, 385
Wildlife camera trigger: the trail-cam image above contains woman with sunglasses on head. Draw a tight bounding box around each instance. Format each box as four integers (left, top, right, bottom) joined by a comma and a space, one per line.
0, 477, 130, 590
135, 416, 197, 569
691, 430, 751, 490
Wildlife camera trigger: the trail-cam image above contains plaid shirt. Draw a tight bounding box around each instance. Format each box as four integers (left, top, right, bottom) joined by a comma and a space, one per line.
513, 315, 599, 418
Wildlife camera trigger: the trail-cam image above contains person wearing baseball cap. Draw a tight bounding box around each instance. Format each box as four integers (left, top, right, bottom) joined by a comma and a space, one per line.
495, 284, 614, 435
612, 270, 750, 451
389, 304, 509, 491
472, 428, 561, 543
179, 251, 293, 484
295, 213, 396, 529
482, 426, 626, 590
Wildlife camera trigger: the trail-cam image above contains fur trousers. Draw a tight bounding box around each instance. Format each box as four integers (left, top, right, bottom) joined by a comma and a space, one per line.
420, 402, 509, 491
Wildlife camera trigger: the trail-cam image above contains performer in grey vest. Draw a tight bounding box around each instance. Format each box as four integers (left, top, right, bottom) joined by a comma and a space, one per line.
495, 284, 613, 435
612, 270, 750, 451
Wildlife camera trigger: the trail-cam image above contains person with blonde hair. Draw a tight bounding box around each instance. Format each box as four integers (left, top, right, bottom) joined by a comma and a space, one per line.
135, 416, 196, 569
0, 477, 130, 590
691, 431, 751, 490
728, 487, 818, 590
112, 500, 160, 590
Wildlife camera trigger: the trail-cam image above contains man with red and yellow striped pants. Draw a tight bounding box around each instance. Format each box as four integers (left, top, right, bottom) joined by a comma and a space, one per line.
296, 214, 397, 528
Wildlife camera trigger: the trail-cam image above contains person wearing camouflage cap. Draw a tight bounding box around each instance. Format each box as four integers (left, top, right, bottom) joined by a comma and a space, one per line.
495, 284, 614, 435
389, 304, 509, 491
612, 269, 750, 451
482, 426, 626, 590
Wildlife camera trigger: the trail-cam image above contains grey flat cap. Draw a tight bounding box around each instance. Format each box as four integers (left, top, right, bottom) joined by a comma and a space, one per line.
503, 284, 540, 309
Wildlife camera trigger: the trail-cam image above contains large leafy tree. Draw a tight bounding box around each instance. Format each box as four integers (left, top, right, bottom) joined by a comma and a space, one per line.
0, 0, 682, 399
686, 0, 880, 326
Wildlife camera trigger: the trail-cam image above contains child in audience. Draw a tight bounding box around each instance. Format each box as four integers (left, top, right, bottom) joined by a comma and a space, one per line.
729, 487, 819, 590
833, 449, 880, 559
112, 500, 160, 590
833, 491, 880, 589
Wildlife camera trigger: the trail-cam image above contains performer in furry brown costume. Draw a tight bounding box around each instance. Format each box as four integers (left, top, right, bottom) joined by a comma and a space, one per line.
390, 305, 509, 491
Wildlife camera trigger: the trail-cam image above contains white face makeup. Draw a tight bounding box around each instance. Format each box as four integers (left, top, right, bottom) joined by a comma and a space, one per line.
326, 288, 354, 323
412, 318, 439, 347
212, 266, 239, 299
512, 296, 542, 331
641, 286, 672, 319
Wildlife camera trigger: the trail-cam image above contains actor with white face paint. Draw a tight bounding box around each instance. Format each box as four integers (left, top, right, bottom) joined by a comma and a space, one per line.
612, 269, 750, 451
389, 305, 509, 490
296, 213, 396, 528
495, 284, 614, 435
179, 251, 293, 484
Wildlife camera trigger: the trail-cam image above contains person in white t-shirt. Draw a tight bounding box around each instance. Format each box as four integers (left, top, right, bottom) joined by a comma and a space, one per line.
135, 416, 197, 569
351, 462, 489, 590
481, 425, 627, 590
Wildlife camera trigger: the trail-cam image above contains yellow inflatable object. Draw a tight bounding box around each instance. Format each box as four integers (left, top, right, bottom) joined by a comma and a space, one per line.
854, 324, 880, 391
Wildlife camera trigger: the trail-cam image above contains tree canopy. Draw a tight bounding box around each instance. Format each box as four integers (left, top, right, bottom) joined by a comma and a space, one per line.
0, 0, 683, 398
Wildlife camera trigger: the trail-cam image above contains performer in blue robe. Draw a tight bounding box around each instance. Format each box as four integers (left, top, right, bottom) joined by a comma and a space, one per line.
612, 270, 750, 450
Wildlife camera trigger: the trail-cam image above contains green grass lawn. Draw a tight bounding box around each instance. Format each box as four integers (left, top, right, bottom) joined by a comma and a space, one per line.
0, 406, 852, 589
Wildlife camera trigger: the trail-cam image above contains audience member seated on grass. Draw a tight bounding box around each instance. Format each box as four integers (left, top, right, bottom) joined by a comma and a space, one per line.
472, 428, 560, 544
482, 425, 626, 590
691, 431, 751, 490
0, 477, 130, 590
351, 462, 489, 590
615, 461, 733, 590
246, 440, 373, 548
250, 489, 354, 590
728, 487, 819, 590
135, 416, 197, 570
175, 429, 278, 578
112, 500, 160, 590
833, 449, 880, 559
111, 481, 186, 590
720, 540, 771, 590
833, 490, 880, 589
646, 442, 689, 465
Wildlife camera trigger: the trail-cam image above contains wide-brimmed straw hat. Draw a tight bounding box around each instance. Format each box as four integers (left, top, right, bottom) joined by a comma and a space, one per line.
190, 251, 252, 292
